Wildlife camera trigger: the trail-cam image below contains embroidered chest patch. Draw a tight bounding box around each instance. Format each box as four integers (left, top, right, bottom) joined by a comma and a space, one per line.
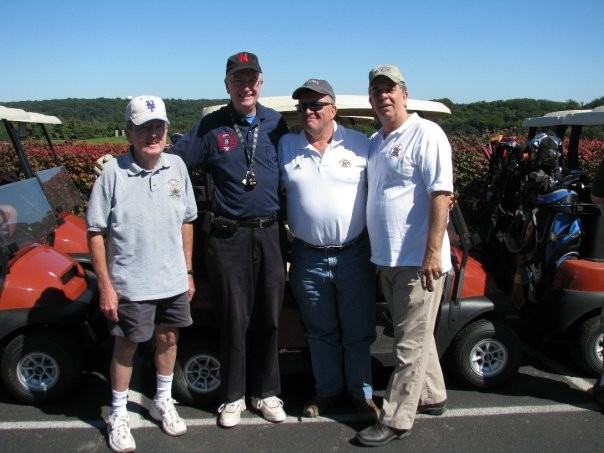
389, 144, 403, 159
167, 179, 182, 199
217, 132, 238, 152
339, 159, 352, 168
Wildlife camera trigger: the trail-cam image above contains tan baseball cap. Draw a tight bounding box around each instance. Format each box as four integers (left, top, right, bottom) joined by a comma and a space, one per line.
368, 64, 405, 84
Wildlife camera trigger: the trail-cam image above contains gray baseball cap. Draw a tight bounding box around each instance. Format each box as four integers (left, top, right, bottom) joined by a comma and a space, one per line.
291, 79, 335, 101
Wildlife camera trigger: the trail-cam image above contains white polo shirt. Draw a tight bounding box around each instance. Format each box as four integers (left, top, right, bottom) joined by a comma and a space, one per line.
279, 122, 369, 246
366, 113, 453, 269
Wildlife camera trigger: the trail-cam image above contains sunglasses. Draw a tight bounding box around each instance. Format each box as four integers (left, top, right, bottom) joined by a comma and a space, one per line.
295, 102, 333, 113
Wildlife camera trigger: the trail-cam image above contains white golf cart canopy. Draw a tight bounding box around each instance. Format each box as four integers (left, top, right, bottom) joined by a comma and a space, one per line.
522, 106, 604, 129
0, 105, 62, 125
201, 94, 451, 125
522, 105, 604, 170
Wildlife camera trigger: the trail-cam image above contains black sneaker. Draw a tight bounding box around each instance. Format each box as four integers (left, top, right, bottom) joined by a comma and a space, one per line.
417, 400, 447, 416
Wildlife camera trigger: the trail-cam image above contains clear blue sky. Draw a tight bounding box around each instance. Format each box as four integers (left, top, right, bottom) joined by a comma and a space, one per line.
1, 0, 602, 105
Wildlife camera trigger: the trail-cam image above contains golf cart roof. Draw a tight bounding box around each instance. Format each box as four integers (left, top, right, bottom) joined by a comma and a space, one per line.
522, 105, 604, 170
0, 105, 62, 125
201, 94, 451, 125
522, 106, 604, 128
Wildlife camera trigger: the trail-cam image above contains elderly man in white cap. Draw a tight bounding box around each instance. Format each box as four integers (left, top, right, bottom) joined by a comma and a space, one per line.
87, 95, 198, 452
355, 65, 453, 447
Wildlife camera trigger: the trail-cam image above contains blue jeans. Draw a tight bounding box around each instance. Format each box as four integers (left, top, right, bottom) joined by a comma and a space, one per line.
289, 235, 376, 400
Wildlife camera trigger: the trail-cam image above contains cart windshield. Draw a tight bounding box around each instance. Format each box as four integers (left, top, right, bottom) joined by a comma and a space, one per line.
0, 178, 56, 257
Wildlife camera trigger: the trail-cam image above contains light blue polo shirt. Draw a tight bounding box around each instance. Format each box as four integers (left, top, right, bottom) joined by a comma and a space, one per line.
86, 150, 198, 301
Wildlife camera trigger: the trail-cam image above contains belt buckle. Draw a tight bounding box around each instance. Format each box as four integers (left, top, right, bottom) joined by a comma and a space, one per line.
259, 217, 271, 228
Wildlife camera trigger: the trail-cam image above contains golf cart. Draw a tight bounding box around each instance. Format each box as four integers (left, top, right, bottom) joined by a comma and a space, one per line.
479, 106, 604, 375
0, 175, 101, 404
0, 105, 90, 266
200, 94, 452, 127
171, 96, 522, 406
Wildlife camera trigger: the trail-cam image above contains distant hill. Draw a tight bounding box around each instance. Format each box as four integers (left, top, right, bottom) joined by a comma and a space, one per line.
2, 96, 604, 140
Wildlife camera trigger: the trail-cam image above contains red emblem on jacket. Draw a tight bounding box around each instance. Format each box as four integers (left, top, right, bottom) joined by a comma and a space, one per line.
217, 132, 237, 152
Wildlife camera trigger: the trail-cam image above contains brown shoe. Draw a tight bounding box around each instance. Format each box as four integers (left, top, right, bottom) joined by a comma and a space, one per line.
353, 398, 380, 421
303, 395, 338, 417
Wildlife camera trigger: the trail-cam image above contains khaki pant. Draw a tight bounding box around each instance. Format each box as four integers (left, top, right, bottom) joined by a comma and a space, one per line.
378, 266, 447, 431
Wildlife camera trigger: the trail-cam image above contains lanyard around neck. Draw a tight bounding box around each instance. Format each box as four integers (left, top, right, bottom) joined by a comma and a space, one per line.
231, 114, 259, 167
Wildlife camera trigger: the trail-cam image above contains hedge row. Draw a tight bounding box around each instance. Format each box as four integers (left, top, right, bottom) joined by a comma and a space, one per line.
1, 134, 603, 230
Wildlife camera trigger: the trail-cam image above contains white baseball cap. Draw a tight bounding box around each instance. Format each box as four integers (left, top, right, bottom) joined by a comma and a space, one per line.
125, 95, 170, 125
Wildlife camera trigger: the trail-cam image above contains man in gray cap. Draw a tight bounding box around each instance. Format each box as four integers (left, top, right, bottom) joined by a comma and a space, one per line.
355, 64, 453, 447
279, 79, 378, 419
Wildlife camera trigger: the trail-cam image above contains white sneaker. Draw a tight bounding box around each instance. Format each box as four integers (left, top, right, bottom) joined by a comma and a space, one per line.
250, 396, 286, 423
150, 398, 187, 436
217, 398, 246, 428
107, 412, 136, 453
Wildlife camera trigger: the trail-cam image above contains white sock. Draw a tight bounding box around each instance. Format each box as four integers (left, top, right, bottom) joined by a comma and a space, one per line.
111, 389, 129, 415
155, 373, 173, 401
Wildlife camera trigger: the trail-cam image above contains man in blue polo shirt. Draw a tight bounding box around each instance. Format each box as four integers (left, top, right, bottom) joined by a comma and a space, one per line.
169, 51, 289, 427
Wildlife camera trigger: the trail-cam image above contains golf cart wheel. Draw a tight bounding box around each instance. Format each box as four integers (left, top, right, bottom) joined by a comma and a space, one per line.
448, 319, 522, 390
0, 332, 83, 404
571, 316, 603, 376
173, 337, 221, 406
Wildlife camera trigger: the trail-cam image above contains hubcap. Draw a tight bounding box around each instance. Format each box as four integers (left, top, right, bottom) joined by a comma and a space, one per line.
595, 333, 604, 365
17, 352, 60, 392
469, 339, 508, 377
184, 354, 221, 394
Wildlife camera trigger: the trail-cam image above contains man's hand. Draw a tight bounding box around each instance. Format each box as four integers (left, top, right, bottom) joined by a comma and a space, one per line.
99, 286, 120, 323
94, 154, 114, 177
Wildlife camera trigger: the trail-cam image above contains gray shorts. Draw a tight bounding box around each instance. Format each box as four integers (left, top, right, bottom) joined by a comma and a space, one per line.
111, 292, 193, 343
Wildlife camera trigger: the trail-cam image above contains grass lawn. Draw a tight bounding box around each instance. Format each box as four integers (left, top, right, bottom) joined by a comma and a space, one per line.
78, 136, 128, 145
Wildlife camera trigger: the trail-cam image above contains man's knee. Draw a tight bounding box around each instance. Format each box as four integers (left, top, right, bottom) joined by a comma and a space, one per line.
155, 328, 179, 347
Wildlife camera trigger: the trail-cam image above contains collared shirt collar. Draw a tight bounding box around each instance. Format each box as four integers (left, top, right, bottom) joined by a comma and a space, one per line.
124, 147, 170, 176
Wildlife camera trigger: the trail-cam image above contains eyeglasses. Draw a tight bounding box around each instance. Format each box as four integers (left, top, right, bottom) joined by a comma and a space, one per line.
295, 102, 333, 113
229, 78, 262, 88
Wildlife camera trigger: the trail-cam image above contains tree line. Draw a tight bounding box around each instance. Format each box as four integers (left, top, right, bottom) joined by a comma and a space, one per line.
2, 96, 604, 141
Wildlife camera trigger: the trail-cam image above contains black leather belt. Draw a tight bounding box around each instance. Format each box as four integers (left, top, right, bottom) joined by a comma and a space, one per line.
237, 215, 277, 228
297, 231, 367, 252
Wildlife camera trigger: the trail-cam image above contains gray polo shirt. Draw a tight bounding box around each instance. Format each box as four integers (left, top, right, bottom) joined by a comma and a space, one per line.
86, 150, 198, 301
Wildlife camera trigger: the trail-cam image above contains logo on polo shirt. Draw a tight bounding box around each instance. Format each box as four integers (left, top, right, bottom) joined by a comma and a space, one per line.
167, 179, 182, 199
389, 144, 402, 159
217, 132, 237, 152
339, 159, 351, 168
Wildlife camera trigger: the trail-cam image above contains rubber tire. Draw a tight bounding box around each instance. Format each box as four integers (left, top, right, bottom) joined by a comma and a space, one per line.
571, 316, 604, 376
0, 332, 83, 404
447, 319, 522, 390
173, 336, 221, 406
